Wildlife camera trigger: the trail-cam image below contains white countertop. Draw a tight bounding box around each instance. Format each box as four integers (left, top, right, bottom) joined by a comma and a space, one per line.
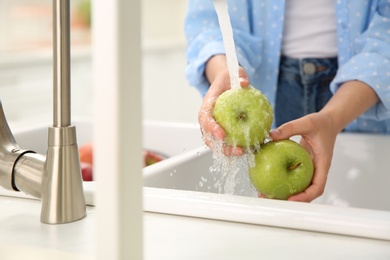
0, 195, 389, 260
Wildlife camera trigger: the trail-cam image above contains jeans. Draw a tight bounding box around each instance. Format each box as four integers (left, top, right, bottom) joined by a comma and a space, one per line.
275, 56, 338, 127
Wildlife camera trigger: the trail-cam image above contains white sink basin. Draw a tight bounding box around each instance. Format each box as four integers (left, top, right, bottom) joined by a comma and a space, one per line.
3, 119, 390, 241
142, 133, 390, 241
145, 134, 390, 211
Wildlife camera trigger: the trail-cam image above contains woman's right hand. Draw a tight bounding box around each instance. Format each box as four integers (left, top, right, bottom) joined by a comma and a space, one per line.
199, 55, 250, 156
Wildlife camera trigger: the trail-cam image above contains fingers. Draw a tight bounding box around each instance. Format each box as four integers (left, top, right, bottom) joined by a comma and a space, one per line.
238, 67, 250, 88
221, 144, 245, 156
198, 88, 245, 157
198, 65, 250, 156
198, 95, 224, 139
268, 114, 335, 202
287, 166, 327, 202
258, 152, 329, 202
201, 124, 245, 156
199, 110, 245, 156
240, 77, 250, 88
270, 117, 313, 141
290, 148, 331, 201
287, 170, 327, 202
287, 136, 332, 202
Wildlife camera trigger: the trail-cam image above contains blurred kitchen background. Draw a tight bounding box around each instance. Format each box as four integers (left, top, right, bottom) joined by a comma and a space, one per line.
0, 0, 201, 128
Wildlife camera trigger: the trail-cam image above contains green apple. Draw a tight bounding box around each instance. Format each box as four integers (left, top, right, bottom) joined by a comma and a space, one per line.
248, 139, 314, 200
213, 86, 273, 148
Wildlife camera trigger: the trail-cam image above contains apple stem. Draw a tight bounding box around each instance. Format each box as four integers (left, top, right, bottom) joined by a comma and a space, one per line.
288, 162, 302, 171
238, 112, 247, 120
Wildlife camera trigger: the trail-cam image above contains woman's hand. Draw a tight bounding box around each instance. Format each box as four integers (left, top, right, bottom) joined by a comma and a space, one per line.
269, 112, 338, 202
199, 55, 250, 156
264, 80, 379, 202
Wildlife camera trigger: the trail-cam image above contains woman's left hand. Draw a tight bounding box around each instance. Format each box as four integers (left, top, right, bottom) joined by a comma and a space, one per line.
269, 112, 338, 202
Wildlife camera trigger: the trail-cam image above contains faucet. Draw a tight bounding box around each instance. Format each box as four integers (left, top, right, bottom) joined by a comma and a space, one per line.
0, 0, 86, 224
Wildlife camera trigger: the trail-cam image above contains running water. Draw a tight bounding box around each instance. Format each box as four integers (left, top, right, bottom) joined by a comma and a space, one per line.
196, 1, 257, 195
207, 134, 257, 195
213, 0, 240, 89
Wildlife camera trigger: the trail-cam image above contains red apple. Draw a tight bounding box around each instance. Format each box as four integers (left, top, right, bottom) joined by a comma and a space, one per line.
80, 162, 93, 181
79, 143, 93, 164
78, 143, 166, 176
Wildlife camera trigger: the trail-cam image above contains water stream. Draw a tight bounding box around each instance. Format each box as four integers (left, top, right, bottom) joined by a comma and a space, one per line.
213, 0, 240, 89
198, 0, 251, 195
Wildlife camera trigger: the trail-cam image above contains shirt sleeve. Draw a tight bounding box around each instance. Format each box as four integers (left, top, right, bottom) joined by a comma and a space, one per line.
331, 0, 390, 120
184, 0, 263, 97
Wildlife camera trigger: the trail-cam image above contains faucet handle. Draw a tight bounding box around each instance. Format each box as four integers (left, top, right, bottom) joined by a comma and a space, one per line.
0, 100, 20, 153
0, 100, 32, 191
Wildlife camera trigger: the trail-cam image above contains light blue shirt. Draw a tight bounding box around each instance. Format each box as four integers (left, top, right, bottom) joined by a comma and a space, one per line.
185, 0, 390, 133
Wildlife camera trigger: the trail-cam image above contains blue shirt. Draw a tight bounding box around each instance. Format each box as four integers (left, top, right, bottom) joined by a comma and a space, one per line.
185, 0, 390, 133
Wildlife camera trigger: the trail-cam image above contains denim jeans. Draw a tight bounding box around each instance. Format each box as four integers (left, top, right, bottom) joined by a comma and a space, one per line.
275, 56, 338, 127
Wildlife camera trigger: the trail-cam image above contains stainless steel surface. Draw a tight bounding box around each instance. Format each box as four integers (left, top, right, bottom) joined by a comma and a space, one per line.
53, 0, 71, 127
41, 126, 85, 224
0, 0, 86, 224
40, 0, 86, 224
13, 153, 45, 199
0, 100, 30, 191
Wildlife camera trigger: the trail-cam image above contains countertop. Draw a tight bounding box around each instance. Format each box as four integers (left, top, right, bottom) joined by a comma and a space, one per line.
0, 196, 390, 260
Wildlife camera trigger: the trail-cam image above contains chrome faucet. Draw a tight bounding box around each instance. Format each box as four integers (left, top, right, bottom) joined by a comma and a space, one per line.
0, 0, 86, 224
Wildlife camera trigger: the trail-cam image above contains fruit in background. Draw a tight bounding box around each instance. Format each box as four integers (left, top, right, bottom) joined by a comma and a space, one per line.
77, 143, 167, 181
213, 86, 273, 148
144, 150, 166, 166
76, 0, 91, 27
80, 162, 93, 181
79, 143, 93, 164
249, 139, 314, 200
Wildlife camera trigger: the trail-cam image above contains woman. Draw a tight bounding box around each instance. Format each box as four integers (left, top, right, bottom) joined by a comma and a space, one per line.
184, 0, 390, 202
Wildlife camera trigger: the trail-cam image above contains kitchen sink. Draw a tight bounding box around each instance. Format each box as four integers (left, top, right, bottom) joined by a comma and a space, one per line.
3, 119, 390, 241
